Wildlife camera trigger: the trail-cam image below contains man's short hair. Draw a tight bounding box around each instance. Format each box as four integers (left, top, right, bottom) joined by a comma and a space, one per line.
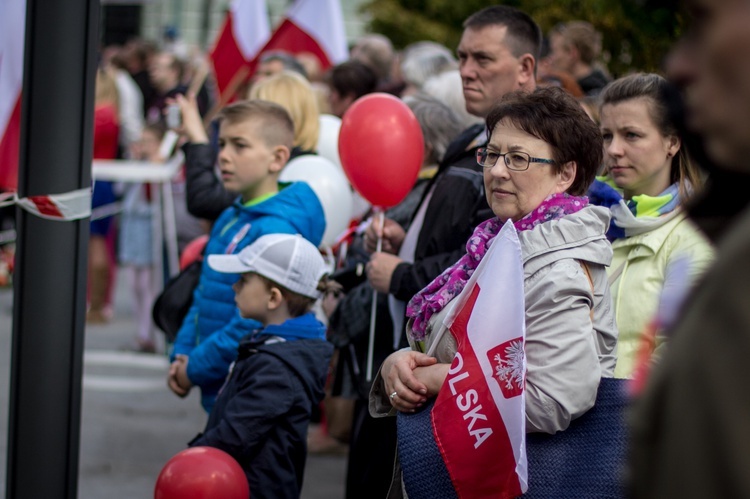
550, 21, 602, 65
218, 100, 294, 151
327, 61, 378, 100
259, 51, 308, 79
350, 34, 394, 82
400, 41, 457, 90
463, 5, 542, 62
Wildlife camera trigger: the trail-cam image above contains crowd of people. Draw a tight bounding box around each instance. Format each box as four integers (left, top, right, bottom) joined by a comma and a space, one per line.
79, 0, 750, 497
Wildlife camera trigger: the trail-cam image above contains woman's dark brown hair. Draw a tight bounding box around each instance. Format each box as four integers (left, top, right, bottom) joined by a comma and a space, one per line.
486, 86, 603, 195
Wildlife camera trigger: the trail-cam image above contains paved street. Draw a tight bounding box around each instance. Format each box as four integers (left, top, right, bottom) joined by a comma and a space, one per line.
0, 276, 347, 498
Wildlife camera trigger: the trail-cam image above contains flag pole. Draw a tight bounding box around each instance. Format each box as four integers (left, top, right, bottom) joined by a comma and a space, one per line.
203, 66, 249, 127
187, 57, 210, 99
365, 209, 384, 382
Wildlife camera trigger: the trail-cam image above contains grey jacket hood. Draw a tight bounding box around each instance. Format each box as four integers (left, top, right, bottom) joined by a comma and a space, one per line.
520, 205, 613, 277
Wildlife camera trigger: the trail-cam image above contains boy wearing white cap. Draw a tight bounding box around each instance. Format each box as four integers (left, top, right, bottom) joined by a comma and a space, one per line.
188, 234, 333, 498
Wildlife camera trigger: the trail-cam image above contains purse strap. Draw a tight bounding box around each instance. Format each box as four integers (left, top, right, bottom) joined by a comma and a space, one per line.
579, 261, 595, 322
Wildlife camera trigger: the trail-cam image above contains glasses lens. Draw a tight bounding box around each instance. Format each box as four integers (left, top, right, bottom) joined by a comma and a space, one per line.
477, 148, 499, 167
507, 152, 530, 170
477, 148, 487, 165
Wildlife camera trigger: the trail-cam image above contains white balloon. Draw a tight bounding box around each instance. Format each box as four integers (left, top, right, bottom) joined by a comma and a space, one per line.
317, 114, 342, 169
280, 154, 353, 247
350, 191, 372, 220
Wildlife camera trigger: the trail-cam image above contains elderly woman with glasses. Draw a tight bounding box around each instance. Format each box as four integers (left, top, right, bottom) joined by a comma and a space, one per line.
370, 88, 619, 493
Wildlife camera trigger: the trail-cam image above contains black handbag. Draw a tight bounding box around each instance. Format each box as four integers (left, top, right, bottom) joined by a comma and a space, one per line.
152, 260, 202, 342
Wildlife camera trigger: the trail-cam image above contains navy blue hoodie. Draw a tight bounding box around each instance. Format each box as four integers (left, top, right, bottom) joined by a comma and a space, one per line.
190, 313, 333, 499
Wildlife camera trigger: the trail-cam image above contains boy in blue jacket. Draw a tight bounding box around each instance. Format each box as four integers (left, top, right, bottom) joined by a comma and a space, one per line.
167, 100, 325, 411
189, 233, 334, 499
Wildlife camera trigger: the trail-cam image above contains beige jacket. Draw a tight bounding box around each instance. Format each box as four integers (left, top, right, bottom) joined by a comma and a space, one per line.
371, 206, 618, 434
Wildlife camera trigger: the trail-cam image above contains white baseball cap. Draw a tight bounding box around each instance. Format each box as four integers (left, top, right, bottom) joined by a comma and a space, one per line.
207, 234, 327, 299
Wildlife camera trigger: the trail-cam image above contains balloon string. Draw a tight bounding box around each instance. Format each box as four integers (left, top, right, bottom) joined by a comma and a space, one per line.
366, 209, 384, 382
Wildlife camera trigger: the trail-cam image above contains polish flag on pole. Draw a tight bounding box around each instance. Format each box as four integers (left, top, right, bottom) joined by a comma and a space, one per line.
0, 0, 26, 191
249, 0, 348, 76
432, 220, 528, 497
209, 0, 270, 101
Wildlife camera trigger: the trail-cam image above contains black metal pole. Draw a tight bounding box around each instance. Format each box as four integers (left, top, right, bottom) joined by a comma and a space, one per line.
5, 0, 98, 497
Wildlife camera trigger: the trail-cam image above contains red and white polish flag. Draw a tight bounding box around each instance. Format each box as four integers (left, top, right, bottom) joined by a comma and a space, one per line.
250, 0, 348, 75
432, 220, 528, 498
209, 0, 271, 100
0, 0, 26, 191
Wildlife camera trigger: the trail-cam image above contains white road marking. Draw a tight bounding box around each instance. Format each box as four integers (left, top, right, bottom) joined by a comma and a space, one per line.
83, 376, 167, 392
84, 350, 169, 370
83, 350, 170, 392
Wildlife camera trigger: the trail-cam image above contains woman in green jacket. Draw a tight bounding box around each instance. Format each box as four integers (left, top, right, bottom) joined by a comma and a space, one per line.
598, 73, 714, 379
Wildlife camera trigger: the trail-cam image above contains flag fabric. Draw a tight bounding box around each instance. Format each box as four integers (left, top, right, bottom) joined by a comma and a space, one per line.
209, 0, 270, 100
398, 220, 528, 498
249, 0, 348, 75
0, 0, 26, 191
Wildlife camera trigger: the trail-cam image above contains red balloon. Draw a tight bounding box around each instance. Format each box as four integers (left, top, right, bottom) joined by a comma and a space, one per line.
338, 93, 424, 208
179, 234, 208, 271
154, 447, 249, 499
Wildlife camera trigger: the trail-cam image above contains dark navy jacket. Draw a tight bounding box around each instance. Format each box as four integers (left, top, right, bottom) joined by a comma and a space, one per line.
389, 123, 494, 302
189, 314, 333, 499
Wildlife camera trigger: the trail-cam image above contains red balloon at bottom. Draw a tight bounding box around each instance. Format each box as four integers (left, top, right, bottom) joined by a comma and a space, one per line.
155, 447, 249, 499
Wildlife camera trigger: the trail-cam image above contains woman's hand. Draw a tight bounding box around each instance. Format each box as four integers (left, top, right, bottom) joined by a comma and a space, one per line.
412, 363, 450, 398
382, 350, 437, 412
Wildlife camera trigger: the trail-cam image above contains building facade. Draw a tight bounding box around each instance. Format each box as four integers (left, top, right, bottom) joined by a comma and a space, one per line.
102, 0, 369, 51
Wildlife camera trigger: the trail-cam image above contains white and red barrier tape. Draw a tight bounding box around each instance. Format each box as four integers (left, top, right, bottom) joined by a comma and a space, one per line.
0, 188, 92, 221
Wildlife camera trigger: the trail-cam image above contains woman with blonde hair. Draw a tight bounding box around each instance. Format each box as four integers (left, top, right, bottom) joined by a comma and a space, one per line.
248, 70, 320, 156
598, 73, 714, 379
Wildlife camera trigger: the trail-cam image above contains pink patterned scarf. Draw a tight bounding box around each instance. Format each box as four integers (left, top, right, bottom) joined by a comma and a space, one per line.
406, 193, 589, 340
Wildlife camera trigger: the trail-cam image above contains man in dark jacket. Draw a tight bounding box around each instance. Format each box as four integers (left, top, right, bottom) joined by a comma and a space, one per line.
629, 0, 750, 497
365, 4, 540, 307
189, 234, 333, 498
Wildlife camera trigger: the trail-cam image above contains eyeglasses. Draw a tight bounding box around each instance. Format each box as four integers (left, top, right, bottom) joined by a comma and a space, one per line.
476, 147, 556, 171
